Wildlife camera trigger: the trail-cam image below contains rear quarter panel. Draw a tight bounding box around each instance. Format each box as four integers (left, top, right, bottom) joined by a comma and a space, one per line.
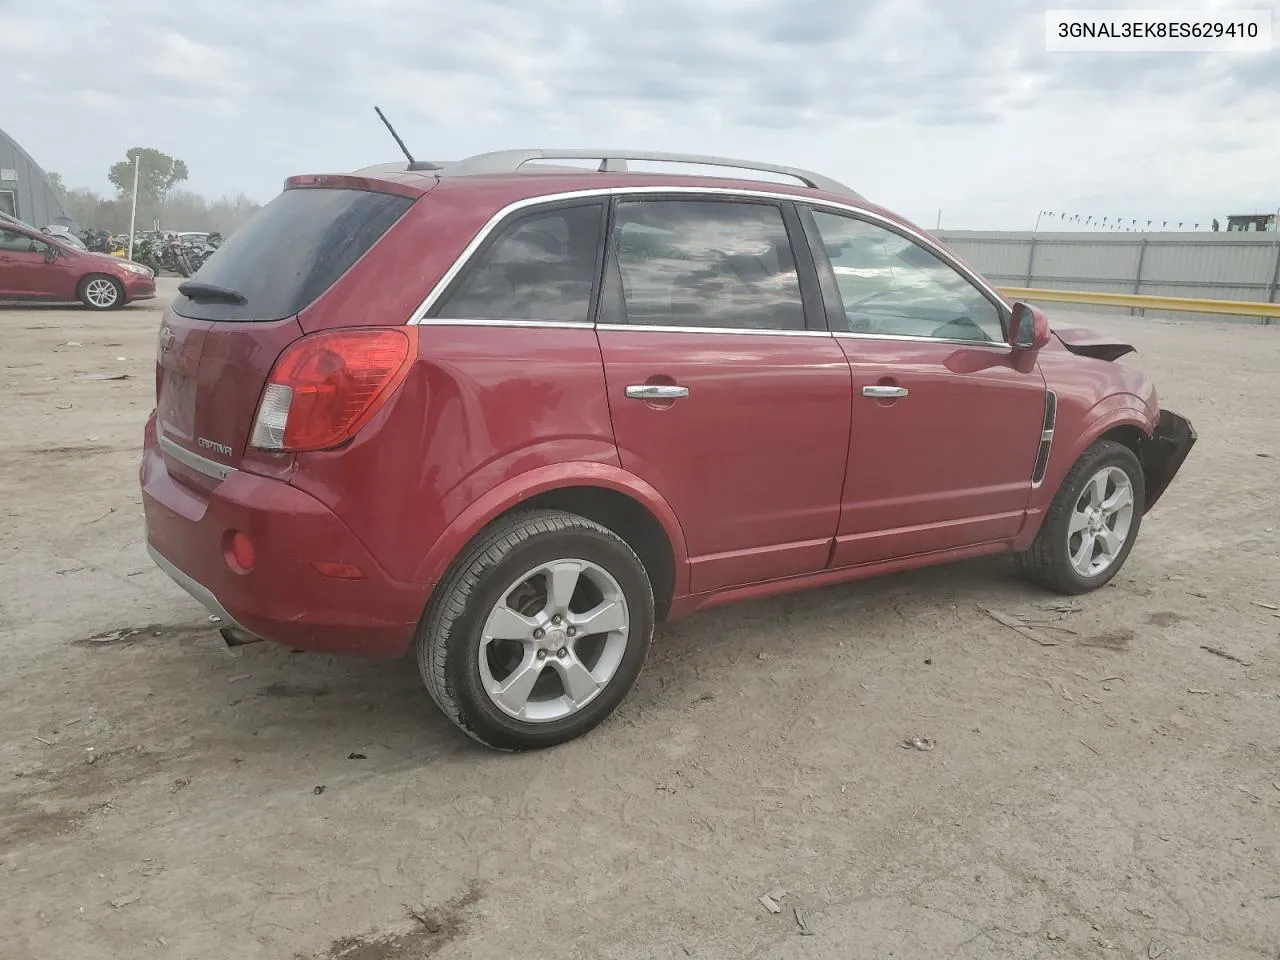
286, 325, 624, 585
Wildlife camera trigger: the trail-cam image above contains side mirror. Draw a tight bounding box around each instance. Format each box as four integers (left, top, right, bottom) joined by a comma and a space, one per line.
1010, 301, 1051, 351
42, 245, 58, 264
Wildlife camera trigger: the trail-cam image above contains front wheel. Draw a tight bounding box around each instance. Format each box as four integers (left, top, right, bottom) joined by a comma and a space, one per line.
79, 275, 124, 310
417, 510, 655, 750
1017, 440, 1145, 594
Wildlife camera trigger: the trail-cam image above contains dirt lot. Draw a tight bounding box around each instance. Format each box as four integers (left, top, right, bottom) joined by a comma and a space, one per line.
1, 279, 1277, 960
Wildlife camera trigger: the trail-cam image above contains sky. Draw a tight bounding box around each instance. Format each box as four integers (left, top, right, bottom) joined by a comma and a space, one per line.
2, 0, 1275, 230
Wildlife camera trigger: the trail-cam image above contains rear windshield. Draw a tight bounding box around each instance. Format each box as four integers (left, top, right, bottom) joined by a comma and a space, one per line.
172, 187, 413, 321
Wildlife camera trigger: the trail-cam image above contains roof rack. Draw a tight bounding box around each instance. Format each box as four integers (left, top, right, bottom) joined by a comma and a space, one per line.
435, 149, 862, 199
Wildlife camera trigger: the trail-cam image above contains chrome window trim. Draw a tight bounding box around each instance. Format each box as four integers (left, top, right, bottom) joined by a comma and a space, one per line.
418, 317, 594, 330
157, 425, 238, 481
407, 185, 1013, 327
596, 323, 831, 338
834, 330, 1010, 351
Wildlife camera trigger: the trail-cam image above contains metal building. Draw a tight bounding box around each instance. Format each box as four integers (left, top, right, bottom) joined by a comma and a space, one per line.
1225, 213, 1277, 232
0, 126, 70, 227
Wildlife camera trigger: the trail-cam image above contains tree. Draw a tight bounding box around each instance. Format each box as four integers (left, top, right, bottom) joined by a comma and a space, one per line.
47, 171, 67, 197
107, 147, 189, 206
45, 172, 259, 237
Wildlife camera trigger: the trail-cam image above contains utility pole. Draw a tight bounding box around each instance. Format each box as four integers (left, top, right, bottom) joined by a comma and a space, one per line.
1268, 205, 1280, 313
127, 154, 140, 261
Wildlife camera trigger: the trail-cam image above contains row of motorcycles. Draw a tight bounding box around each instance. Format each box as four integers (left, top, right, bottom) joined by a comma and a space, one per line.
80, 229, 223, 277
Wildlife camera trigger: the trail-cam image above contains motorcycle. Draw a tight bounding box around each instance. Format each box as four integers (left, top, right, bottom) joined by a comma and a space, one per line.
80, 229, 111, 253
184, 232, 223, 273
129, 234, 164, 274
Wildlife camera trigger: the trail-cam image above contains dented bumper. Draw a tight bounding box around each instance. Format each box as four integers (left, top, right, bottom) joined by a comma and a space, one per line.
1143, 410, 1196, 511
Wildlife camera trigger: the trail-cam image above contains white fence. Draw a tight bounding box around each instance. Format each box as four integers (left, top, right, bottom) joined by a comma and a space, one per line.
935, 231, 1280, 307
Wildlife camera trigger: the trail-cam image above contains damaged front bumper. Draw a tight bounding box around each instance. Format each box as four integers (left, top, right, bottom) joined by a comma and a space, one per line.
1143, 409, 1196, 511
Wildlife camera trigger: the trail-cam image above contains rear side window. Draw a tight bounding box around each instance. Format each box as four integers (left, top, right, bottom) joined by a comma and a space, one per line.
172, 188, 413, 321
432, 203, 603, 323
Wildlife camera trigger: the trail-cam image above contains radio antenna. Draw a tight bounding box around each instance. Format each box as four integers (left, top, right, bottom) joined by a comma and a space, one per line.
374, 106, 440, 171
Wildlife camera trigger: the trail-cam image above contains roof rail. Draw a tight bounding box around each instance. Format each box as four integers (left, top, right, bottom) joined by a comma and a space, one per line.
437, 149, 861, 199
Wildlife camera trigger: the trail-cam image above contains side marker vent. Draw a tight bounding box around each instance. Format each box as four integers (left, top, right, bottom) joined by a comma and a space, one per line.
1032, 391, 1057, 486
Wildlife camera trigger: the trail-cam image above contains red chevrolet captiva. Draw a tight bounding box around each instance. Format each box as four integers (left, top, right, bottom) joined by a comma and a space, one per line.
141, 149, 1195, 749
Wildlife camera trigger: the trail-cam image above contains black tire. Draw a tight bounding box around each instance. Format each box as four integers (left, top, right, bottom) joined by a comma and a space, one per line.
78, 274, 125, 311
1016, 440, 1145, 594
416, 509, 655, 750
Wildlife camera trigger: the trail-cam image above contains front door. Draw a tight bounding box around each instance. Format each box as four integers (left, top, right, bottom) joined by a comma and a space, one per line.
799, 207, 1048, 567
597, 197, 852, 593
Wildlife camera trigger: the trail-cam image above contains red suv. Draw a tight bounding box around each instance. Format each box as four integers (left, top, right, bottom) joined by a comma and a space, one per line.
140, 150, 1195, 749
0, 220, 155, 309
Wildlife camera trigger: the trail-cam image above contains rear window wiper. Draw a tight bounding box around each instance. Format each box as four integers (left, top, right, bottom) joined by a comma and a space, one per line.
178, 281, 247, 305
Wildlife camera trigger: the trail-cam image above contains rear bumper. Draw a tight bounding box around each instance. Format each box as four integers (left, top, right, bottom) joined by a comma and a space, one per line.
1143, 409, 1196, 511
140, 418, 425, 657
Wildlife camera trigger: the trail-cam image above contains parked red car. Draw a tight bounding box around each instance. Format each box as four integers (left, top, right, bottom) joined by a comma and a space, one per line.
0, 220, 155, 309
140, 150, 1195, 749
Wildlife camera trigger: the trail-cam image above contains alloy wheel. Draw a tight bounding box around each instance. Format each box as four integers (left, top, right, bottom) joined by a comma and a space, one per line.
85, 278, 119, 308
1068, 465, 1135, 577
478, 559, 630, 723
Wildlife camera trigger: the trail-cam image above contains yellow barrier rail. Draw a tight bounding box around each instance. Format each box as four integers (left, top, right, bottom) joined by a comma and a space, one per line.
997, 286, 1280, 321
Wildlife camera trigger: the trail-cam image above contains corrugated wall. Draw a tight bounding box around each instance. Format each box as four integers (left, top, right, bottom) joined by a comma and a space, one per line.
0, 128, 69, 228
937, 230, 1280, 305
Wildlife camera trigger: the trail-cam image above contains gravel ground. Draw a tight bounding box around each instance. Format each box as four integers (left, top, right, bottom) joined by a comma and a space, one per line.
1, 279, 1277, 960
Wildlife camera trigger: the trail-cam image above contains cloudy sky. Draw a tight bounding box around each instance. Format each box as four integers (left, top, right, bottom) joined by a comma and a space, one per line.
2, 0, 1275, 230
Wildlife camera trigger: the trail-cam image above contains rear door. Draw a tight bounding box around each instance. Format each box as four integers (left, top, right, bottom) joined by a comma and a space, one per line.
0, 227, 58, 297
154, 185, 415, 488
597, 196, 852, 594
798, 206, 1047, 566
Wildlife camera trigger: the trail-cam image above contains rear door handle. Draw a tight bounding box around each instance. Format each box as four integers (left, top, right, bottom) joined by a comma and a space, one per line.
862, 385, 909, 398
626, 385, 689, 400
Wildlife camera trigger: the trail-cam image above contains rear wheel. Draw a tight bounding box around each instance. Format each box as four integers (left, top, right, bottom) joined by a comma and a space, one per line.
1017, 440, 1145, 594
417, 510, 654, 750
79, 274, 124, 310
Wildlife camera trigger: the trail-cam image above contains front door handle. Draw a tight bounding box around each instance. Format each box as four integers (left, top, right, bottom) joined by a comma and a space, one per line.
862, 385, 909, 399
626, 384, 689, 400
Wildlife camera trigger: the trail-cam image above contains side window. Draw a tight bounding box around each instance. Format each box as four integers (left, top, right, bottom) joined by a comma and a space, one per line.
0, 229, 36, 253
809, 210, 1005, 343
607, 199, 805, 331
434, 203, 602, 323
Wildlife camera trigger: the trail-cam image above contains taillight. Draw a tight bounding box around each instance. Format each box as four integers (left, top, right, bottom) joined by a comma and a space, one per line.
249, 328, 416, 452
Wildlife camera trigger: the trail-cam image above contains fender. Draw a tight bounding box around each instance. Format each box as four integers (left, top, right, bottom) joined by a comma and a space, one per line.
409, 461, 691, 595
1066, 393, 1154, 459
1017, 393, 1154, 548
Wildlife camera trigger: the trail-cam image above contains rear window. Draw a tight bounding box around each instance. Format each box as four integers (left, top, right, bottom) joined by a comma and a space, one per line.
172, 187, 413, 321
